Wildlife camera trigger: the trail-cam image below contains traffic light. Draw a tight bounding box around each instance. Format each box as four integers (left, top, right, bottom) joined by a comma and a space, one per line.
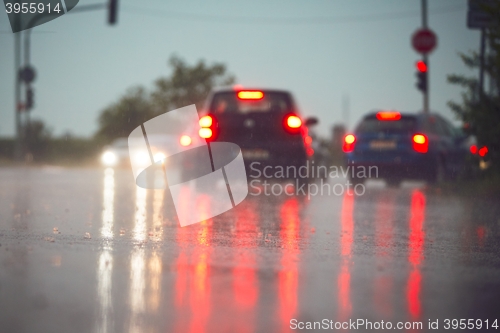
415, 60, 427, 93
26, 87, 34, 110
108, 0, 118, 25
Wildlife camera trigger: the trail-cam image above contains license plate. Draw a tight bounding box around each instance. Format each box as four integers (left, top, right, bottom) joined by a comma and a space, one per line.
242, 149, 270, 160
370, 140, 396, 150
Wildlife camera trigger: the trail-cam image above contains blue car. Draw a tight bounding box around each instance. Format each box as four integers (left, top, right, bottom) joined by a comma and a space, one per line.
343, 111, 471, 186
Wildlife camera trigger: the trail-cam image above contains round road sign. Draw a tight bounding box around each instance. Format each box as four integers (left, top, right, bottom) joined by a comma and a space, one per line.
19, 66, 36, 84
412, 29, 437, 54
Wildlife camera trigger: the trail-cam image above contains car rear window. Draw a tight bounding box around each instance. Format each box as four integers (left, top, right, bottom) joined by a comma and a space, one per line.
210, 91, 293, 114
356, 116, 417, 134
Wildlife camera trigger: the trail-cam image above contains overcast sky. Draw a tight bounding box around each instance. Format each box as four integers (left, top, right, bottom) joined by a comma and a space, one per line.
0, 0, 480, 138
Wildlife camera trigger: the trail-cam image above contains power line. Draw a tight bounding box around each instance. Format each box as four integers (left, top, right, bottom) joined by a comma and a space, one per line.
122, 4, 465, 25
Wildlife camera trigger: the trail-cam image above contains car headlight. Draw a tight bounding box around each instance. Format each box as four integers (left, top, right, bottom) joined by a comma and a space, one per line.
134, 151, 150, 166
101, 151, 117, 166
154, 152, 166, 163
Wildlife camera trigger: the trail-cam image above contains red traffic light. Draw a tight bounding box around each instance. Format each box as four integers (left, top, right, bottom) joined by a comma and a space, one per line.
416, 60, 427, 72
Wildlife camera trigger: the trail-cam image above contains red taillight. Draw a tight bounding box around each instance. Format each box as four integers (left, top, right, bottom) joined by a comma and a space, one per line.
199, 114, 217, 140
376, 111, 401, 121
199, 115, 213, 127
470, 145, 478, 154
412, 134, 428, 153
287, 115, 302, 128
199, 128, 212, 139
237, 90, 264, 100
180, 135, 192, 146
478, 146, 488, 157
283, 114, 302, 133
343, 134, 356, 152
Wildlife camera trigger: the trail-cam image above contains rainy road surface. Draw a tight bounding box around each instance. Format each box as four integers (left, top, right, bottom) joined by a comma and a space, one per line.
0, 167, 499, 333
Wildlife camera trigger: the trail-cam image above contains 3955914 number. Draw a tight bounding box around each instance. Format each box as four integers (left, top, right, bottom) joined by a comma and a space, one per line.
443, 319, 498, 330
5, 2, 62, 14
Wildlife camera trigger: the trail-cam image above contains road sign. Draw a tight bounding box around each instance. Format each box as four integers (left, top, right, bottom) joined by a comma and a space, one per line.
467, 0, 498, 29
18, 66, 36, 84
412, 29, 437, 54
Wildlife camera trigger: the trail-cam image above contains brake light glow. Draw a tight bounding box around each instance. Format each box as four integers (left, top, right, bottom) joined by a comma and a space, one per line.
343, 134, 356, 152
412, 134, 428, 153
199, 115, 213, 127
286, 115, 302, 128
199, 128, 213, 139
237, 91, 264, 100
376, 111, 401, 121
478, 146, 488, 157
180, 135, 192, 147
470, 145, 477, 154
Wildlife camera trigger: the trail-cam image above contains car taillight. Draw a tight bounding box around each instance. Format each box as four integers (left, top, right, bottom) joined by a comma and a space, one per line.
470, 145, 477, 154
478, 146, 488, 157
412, 134, 428, 153
180, 135, 192, 146
343, 134, 356, 152
199, 128, 213, 139
199, 115, 213, 127
376, 111, 401, 121
237, 90, 264, 100
283, 114, 302, 133
199, 114, 217, 140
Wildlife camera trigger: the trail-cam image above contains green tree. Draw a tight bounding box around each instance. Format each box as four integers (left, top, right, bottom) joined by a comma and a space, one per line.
95, 86, 154, 142
447, 6, 500, 172
95, 56, 235, 143
151, 55, 235, 113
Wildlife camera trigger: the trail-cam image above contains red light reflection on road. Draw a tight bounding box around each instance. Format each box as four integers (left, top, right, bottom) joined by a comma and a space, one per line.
279, 198, 300, 331
407, 190, 426, 319
338, 193, 354, 321
233, 201, 259, 310
231, 200, 259, 333
374, 193, 395, 318
173, 193, 213, 333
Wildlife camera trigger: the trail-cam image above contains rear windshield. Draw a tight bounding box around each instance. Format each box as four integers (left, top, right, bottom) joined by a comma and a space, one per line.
210, 91, 293, 114
356, 116, 417, 134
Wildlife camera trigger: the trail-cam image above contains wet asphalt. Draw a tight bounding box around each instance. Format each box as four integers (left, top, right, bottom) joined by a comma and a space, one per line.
0, 167, 499, 333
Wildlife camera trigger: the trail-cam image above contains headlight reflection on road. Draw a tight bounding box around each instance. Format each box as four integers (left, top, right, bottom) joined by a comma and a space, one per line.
101, 168, 115, 239
129, 185, 148, 333
96, 168, 115, 333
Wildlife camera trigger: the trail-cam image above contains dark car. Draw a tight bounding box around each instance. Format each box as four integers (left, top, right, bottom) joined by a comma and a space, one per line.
343, 111, 471, 186
189, 88, 318, 181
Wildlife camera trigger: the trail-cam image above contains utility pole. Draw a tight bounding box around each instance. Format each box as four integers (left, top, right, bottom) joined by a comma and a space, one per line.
14, 0, 22, 161
421, 0, 429, 113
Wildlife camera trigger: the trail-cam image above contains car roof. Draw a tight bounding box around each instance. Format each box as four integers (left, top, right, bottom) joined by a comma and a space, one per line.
362, 111, 443, 120
211, 86, 292, 95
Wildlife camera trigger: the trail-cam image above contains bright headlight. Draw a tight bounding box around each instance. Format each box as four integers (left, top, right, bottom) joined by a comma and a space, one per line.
154, 152, 166, 163
101, 151, 117, 166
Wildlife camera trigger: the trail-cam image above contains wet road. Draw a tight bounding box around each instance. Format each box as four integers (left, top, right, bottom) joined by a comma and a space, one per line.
0, 167, 499, 333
